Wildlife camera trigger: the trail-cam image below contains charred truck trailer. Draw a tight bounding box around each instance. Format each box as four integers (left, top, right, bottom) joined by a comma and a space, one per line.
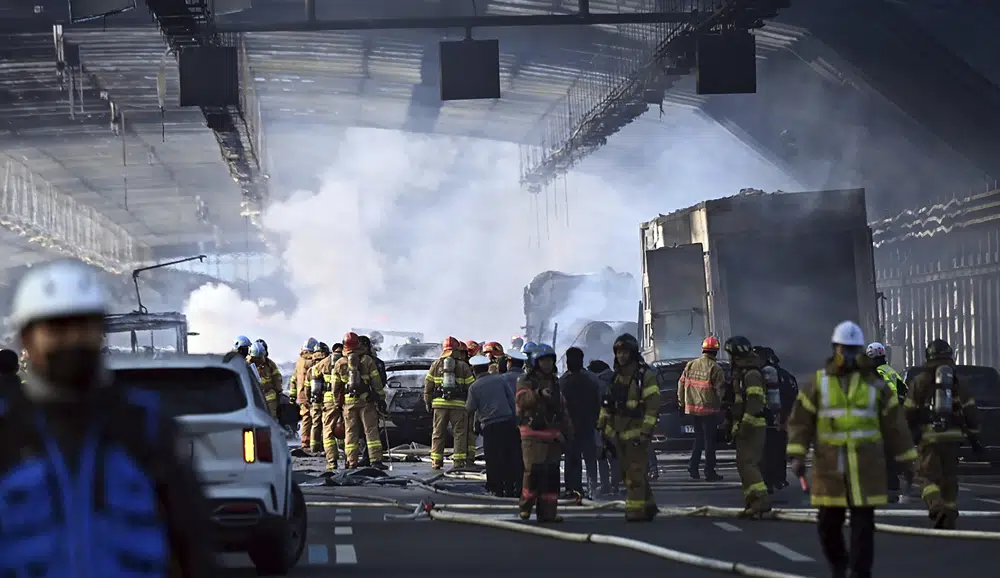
639, 189, 880, 377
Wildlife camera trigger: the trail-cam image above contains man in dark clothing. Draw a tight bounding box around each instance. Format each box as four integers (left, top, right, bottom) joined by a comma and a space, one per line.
755, 346, 797, 492
588, 359, 621, 495
561, 347, 601, 497
467, 355, 521, 496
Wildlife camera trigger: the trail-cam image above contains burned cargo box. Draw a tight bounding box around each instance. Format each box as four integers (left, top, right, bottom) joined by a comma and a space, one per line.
639, 189, 879, 377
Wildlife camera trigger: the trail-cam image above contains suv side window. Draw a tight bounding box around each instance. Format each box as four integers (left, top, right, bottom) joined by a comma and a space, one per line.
248, 370, 269, 412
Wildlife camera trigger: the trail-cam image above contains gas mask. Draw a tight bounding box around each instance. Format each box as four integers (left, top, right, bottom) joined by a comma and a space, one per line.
40, 345, 103, 393
930, 365, 955, 432
833, 346, 864, 370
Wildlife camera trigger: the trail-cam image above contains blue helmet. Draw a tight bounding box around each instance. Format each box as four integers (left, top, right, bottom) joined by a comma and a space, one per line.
248, 341, 266, 358
303, 337, 318, 351
529, 343, 556, 367
521, 341, 539, 359
234, 335, 252, 350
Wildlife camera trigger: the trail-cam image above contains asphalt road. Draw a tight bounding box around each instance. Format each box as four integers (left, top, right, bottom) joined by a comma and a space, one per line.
220, 454, 1000, 577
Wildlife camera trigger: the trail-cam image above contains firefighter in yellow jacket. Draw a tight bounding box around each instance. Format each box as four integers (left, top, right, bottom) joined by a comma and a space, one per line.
677, 336, 726, 481
310, 342, 340, 467
904, 338, 980, 529
248, 341, 282, 417
725, 335, 770, 515
423, 337, 476, 468
597, 333, 660, 521
787, 321, 916, 578
289, 337, 319, 447
516, 342, 572, 522
332, 332, 388, 470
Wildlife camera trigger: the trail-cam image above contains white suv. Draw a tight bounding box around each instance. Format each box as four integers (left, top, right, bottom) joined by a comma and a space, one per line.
107, 351, 307, 575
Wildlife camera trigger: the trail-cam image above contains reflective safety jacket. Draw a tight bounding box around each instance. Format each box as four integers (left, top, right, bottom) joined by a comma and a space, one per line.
596, 362, 661, 442
876, 363, 905, 399
678, 354, 725, 415
903, 359, 980, 444
731, 357, 767, 430
0, 383, 217, 578
332, 350, 385, 408
249, 357, 282, 404
290, 351, 320, 403
515, 370, 573, 441
787, 361, 917, 507
423, 351, 476, 410
310, 353, 336, 405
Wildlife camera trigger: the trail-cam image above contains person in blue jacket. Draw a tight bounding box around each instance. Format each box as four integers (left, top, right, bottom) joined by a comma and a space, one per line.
0, 259, 217, 577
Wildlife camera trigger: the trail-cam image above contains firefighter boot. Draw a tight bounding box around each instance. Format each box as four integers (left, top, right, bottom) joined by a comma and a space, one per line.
537, 465, 563, 523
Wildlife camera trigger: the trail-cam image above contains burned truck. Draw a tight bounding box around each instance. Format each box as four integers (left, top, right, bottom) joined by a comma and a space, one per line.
522, 268, 639, 365
639, 188, 880, 377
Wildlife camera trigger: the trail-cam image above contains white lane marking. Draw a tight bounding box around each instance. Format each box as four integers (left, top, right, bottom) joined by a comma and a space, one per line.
758, 541, 814, 562
713, 522, 742, 532
335, 526, 353, 536
307, 544, 329, 565
335, 544, 358, 565
978, 498, 1000, 506
336, 508, 352, 514
475, 513, 622, 521
335, 515, 352, 523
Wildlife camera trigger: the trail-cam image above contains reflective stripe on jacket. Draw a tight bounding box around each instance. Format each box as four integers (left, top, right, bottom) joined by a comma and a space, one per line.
596, 364, 660, 441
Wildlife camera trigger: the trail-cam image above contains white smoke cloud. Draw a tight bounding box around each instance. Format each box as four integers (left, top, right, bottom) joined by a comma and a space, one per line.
184, 110, 801, 362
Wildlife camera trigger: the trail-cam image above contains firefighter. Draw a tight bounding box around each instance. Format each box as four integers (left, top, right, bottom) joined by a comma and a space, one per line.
289, 338, 319, 447
357, 335, 387, 465
867, 341, 906, 501
424, 337, 476, 468
725, 336, 771, 515
904, 338, 980, 529
310, 341, 340, 468
483, 341, 507, 374
332, 332, 388, 470
234, 335, 252, 358
678, 336, 725, 482
596, 334, 659, 521
787, 321, 916, 578
248, 341, 282, 417
516, 343, 572, 522
464, 340, 483, 460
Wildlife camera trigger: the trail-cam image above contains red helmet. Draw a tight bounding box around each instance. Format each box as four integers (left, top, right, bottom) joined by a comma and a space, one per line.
483, 341, 504, 356
343, 332, 361, 351
465, 340, 481, 356
442, 336, 461, 351
702, 336, 721, 352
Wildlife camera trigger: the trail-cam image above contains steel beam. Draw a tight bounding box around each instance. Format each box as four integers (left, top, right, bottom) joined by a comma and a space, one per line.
215, 10, 695, 33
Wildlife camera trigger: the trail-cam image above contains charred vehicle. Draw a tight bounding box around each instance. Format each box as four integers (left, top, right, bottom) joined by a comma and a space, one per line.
382, 357, 435, 444
392, 341, 442, 360
522, 268, 640, 366
104, 311, 192, 355
640, 189, 879, 378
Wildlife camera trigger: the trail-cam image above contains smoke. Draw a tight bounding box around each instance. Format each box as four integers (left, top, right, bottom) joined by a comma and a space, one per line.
185, 109, 801, 362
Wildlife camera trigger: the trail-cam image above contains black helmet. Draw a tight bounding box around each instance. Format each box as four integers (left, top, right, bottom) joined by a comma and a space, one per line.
332, 342, 343, 352
925, 339, 953, 361
752, 345, 779, 366
358, 335, 372, 348
612, 333, 640, 353
316, 341, 330, 354
725, 336, 753, 357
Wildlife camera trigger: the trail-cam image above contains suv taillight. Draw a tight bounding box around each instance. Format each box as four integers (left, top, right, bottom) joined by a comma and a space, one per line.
243, 427, 274, 463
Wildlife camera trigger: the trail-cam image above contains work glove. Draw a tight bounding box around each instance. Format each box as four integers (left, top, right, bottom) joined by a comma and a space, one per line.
376, 398, 388, 418
425, 403, 433, 414
632, 432, 651, 448
789, 456, 806, 478
899, 460, 916, 486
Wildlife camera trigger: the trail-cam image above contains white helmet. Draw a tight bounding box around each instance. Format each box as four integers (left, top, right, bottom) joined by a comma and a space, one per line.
866, 342, 886, 359
505, 347, 528, 361
831, 321, 865, 347
10, 260, 107, 331
469, 354, 491, 367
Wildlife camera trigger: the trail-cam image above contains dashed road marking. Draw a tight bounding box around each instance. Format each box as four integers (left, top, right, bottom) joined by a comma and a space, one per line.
307, 544, 329, 565
335, 515, 352, 523
335, 526, 354, 536
336, 508, 352, 514
472, 513, 622, 521
978, 498, 1000, 506
758, 541, 814, 562
335, 544, 358, 565
713, 522, 742, 532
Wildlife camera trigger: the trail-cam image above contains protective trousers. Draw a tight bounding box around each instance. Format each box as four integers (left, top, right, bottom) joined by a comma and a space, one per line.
298, 400, 313, 447
321, 401, 341, 468
265, 389, 279, 418
520, 436, 563, 522
344, 401, 384, 466
918, 441, 961, 529
309, 400, 324, 454
735, 425, 770, 512
431, 408, 469, 467
615, 439, 657, 520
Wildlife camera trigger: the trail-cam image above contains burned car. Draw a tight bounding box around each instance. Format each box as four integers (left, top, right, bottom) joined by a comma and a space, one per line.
382, 357, 434, 444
